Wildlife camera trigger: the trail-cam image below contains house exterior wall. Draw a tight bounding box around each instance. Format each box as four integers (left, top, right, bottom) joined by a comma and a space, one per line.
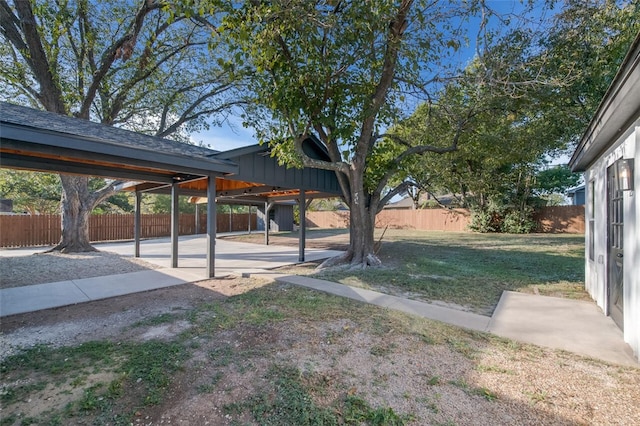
584, 119, 639, 359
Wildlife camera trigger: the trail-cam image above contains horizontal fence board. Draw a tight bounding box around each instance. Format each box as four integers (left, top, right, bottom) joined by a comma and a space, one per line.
0, 213, 257, 248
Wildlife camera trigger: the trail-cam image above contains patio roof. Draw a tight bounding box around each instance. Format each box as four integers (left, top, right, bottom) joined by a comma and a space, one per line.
0, 102, 342, 202
121, 135, 343, 204
0, 102, 238, 183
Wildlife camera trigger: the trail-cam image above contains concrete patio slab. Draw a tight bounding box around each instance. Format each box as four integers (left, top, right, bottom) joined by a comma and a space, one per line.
1, 281, 90, 316
488, 291, 637, 366
94, 236, 343, 275
0, 235, 343, 317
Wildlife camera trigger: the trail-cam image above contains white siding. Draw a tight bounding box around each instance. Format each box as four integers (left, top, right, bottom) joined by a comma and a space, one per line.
628, 124, 640, 359
585, 120, 640, 358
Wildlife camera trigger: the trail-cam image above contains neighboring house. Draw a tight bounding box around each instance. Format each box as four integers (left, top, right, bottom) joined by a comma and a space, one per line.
385, 193, 456, 209
566, 185, 586, 206
569, 32, 640, 360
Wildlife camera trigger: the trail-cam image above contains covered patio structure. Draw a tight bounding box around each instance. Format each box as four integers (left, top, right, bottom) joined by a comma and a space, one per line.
0, 102, 343, 277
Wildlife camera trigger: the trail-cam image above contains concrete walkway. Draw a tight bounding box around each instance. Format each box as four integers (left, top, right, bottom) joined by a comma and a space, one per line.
1, 238, 637, 366
268, 274, 637, 366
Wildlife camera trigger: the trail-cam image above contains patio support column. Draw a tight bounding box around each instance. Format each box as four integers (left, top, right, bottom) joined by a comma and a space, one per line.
248, 205, 252, 234
206, 174, 216, 278
299, 189, 306, 262
171, 180, 179, 268
264, 201, 271, 245
134, 190, 141, 258
195, 203, 200, 234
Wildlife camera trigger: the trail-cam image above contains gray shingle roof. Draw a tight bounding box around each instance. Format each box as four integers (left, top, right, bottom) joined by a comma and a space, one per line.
0, 102, 220, 159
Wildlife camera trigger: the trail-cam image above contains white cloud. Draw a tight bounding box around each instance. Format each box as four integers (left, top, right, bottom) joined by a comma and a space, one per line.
191, 119, 256, 151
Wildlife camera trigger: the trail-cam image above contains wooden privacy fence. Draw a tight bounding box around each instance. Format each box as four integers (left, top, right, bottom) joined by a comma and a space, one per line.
0, 213, 257, 248
532, 205, 585, 234
0, 206, 584, 248
306, 205, 585, 234
305, 209, 470, 232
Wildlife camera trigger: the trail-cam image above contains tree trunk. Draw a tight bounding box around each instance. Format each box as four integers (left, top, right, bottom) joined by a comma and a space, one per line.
321, 167, 380, 269
48, 175, 102, 252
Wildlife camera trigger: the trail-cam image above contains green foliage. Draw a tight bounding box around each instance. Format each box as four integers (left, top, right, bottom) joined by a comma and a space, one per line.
211, 0, 522, 261
535, 165, 581, 195
0, 170, 61, 214
146, 194, 198, 214
0, 170, 134, 215
469, 202, 537, 234
1, 0, 243, 136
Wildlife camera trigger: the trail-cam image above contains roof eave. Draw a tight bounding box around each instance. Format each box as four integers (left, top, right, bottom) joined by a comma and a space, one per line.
570, 32, 640, 172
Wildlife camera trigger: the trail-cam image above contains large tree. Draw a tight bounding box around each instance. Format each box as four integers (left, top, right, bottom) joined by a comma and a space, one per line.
213, 0, 549, 267
392, 0, 639, 232
0, 0, 242, 252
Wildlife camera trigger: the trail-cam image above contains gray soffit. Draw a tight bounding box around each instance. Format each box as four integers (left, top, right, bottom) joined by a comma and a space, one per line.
569, 32, 640, 172
0, 102, 238, 181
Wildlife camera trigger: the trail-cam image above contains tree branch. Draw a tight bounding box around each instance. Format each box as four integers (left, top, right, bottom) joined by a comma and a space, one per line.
356, 0, 413, 156
4, 0, 67, 113
377, 181, 410, 214
80, 0, 163, 118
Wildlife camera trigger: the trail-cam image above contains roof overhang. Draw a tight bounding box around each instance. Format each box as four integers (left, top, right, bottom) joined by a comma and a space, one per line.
569, 33, 640, 172
0, 103, 238, 182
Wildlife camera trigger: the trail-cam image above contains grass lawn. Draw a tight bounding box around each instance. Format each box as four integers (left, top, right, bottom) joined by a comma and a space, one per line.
2, 282, 638, 425
276, 230, 587, 316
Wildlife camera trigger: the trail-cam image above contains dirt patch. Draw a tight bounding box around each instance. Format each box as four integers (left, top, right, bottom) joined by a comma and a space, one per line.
0, 277, 270, 360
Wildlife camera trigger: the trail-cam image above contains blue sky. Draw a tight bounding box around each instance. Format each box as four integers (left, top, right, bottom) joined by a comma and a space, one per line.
191, 116, 255, 152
